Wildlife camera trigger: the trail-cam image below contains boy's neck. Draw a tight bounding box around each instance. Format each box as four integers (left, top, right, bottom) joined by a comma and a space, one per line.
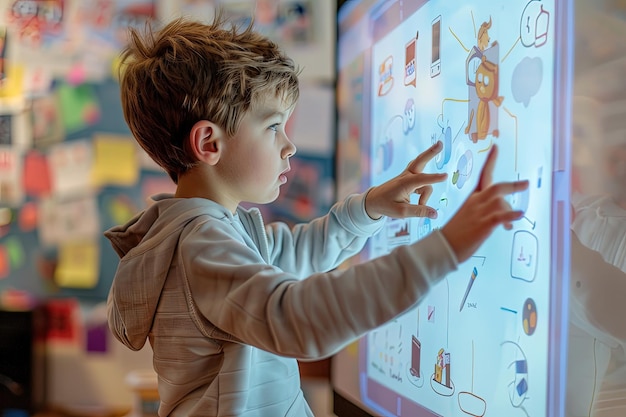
175, 169, 239, 213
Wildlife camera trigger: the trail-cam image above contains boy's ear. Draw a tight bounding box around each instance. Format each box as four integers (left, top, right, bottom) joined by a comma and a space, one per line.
189, 120, 222, 165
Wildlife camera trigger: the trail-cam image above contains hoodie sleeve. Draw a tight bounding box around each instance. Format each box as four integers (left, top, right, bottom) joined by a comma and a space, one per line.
181, 216, 457, 360
264, 191, 385, 276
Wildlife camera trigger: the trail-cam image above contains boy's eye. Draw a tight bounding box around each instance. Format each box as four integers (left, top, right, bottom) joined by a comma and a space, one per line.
269, 124, 279, 132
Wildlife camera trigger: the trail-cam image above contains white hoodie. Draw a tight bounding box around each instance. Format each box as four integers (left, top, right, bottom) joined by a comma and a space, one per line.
105, 192, 457, 416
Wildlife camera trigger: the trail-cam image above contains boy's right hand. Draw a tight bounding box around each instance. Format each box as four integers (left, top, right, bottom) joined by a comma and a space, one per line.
441, 145, 529, 264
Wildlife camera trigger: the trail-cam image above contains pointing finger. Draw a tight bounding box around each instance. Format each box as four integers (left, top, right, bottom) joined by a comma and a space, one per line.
406, 141, 443, 174
483, 179, 530, 200
410, 172, 448, 188
477, 144, 498, 192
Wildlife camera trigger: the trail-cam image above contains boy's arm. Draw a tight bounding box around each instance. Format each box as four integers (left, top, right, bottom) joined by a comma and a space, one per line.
181, 219, 457, 360
265, 142, 448, 275
264, 191, 384, 276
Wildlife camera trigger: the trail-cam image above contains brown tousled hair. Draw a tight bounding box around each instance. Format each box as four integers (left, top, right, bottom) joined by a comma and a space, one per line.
119, 12, 300, 183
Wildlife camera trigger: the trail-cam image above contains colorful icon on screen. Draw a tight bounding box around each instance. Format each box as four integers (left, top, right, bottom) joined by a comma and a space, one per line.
378, 56, 394, 96
501, 340, 530, 408
432, 124, 452, 169
405, 32, 418, 87
459, 267, 479, 311
431, 348, 455, 396
522, 298, 537, 336
520, 1, 551, 48
453, 150, 474, 189
510, 231, 538, 282
403, 98, 416, 134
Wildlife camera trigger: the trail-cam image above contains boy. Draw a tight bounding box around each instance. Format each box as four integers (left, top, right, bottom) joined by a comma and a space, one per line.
106, 14, 528, 417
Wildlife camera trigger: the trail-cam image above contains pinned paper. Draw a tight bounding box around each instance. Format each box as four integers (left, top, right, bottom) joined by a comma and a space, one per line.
91, 134, 139, 186
0, 245, 8, 279
38, 195, 100, 246
0, 64, 25, 99
57, 83, 101, 133
23, 150, 52, 197
45, 298, 79, 343
0, 147, 24, 207
19, 202, 37, 232
31, 93, 65, 147
85, 303, 109, 353
48, 140, 93, 197
54, 240, 99, 289
4, 236, 25, 269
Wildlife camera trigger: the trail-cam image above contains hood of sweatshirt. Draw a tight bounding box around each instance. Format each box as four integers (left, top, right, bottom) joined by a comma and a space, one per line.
104, 194, 236, 350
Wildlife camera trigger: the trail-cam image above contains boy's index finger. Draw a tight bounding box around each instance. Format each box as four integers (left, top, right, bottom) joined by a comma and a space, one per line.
477, 144, 498, 191
406, 140, 443, 174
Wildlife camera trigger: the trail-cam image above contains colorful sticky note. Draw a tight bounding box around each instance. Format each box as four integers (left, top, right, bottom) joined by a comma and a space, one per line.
22, 150, 52, 197
4, 236, 25, 269
91, 134, 139, 186
86, 322, 108, 353
54, 241, 99, 289
0, 245, 9, 279
18, 202, 37, 232
48, 140, 94, 197
0, 64, 25, 99
45, 298, 79, 342
56, 83, 101, 133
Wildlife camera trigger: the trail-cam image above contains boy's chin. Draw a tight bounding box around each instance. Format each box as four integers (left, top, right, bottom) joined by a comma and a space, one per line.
247, 192, 281, 206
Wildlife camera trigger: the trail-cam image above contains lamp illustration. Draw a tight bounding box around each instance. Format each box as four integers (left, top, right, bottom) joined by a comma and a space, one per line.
458, 341, 487, 416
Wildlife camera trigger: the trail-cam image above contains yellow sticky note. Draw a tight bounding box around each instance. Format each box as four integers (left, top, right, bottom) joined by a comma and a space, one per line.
91, 134, 139, 187
0, 64, 24, 98
54, 241, 99, 289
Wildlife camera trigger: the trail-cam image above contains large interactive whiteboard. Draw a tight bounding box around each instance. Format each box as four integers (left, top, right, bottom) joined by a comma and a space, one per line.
335, 0, 572, 416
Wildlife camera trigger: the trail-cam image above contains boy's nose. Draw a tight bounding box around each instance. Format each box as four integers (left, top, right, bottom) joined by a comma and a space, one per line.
283, 140, 297, 159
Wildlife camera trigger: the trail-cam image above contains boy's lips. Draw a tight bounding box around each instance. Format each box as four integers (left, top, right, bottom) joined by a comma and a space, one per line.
279, 168, 290, 184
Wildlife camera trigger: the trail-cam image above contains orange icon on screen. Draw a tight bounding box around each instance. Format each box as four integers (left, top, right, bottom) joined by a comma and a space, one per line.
522, 298, 537, 335
378, 56, 394, 96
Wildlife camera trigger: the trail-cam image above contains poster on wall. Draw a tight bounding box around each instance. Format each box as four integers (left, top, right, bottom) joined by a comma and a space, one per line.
161, 0, 335, 81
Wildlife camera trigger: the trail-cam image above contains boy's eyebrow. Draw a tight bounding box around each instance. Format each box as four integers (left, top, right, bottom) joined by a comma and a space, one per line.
258, 109, 288, 121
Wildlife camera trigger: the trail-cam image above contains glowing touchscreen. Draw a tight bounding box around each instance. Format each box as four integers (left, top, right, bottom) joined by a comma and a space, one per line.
337, 0, 572, 416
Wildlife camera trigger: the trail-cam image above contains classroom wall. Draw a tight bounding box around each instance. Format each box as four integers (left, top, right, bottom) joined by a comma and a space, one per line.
0, 0, 337, 413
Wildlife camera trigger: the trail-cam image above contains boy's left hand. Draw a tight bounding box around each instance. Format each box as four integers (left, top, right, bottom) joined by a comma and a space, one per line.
365, 141, 448, 220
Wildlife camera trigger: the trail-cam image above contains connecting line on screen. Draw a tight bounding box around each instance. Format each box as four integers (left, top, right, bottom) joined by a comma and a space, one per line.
448, 9, 476, 53
472, 255, 486, 266
503, 106, 519, 171
441, 98, 469, 123
445, 277, 450, 348
471, 340, 475, 391
502, 37, 521, 63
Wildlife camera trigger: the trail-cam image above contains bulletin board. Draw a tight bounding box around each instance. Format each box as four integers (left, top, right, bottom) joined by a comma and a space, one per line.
0, 0, 338, 305
0, 77, 174, 302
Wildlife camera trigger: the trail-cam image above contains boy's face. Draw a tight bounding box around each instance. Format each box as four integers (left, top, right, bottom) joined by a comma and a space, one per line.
216, 95, 297, 207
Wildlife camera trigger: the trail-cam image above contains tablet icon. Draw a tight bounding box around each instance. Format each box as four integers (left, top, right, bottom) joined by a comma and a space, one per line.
430, 16, 442, 77
405, 32, 418, 87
